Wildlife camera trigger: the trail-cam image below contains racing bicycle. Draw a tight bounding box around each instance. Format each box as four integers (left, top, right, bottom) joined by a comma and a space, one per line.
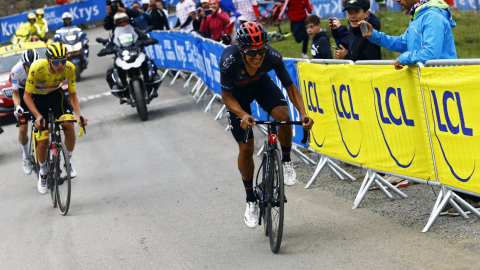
37, 109, 85, 215
243, 116, 309, 253
16, 111, 40, 178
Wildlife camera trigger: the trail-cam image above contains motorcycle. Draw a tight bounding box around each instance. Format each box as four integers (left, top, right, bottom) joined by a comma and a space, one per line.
97, 26, 161, 121
8, 22, 53, 45
54, 26, 89, 81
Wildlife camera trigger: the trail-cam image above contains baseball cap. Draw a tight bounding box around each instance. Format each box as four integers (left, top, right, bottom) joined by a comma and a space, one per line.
342, 0, 370, 11
200, 0, 208, 3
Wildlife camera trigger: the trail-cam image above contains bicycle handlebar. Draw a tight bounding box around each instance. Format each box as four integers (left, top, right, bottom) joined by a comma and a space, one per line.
242, 118, 310, 144
15, 111, 31, 127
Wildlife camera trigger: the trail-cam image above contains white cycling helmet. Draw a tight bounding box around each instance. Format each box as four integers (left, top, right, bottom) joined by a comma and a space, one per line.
21, 49, 40, 66
141, 0, 150, 4
62, 12, 73, 21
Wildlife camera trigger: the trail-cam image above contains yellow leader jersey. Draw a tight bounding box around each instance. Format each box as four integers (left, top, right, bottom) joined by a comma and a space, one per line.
25, 59, 76, 95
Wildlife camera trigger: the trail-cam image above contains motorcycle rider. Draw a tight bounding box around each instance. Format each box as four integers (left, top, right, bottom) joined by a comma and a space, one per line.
35, 9, 49, 33
62, 12, 73, 27
54, 12, 90, 69
98, 12, 160, 99
26, 13, 45, 41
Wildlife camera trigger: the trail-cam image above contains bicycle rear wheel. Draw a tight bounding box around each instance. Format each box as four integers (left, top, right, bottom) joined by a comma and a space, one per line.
266, 148, 284, 253
55, 143, 71, 215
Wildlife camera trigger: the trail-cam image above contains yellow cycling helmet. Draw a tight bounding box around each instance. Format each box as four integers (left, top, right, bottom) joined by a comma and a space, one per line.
46, 42, 67, 59
27, 13, 36, 20
36, 9, 45, 16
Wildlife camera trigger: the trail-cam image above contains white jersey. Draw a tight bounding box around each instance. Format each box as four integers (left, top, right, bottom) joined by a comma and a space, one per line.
10, 61, 28, 90
233, 0, 258, 22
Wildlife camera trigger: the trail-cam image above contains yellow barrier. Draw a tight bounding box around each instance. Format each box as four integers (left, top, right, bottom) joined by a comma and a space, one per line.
420, 65, 480, 193
298, 62, 436, 181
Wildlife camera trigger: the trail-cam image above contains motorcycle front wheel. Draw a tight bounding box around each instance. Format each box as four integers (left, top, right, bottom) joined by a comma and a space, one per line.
132, 80, 148, 121
75, 64, 82, 82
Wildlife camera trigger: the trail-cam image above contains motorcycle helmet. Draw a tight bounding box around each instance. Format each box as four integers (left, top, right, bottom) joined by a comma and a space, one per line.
113, 12, 129, 25
141, 0, 149, 4
62, 12, 73, 20
46, 43, 67, 59
36, 9, 45, 17
27, 12, 37, 23
235, 22, 269, 47
21, 49, 41, 66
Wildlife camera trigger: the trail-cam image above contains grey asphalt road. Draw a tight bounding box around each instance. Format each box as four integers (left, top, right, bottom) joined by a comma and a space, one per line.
1, 26, 479, 270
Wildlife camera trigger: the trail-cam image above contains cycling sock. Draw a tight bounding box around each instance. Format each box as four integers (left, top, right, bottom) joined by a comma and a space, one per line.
39, 161, 47, 175
281, 144, 291, 163
67, 151, 73, 163
21, 144, 29, 158
243, 178, 256, 202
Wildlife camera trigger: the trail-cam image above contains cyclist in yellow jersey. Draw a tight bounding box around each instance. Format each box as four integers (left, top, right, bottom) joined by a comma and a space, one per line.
24, 42, 88, 194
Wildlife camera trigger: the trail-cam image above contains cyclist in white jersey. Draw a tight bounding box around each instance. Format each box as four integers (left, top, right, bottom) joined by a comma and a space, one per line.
11, 49, 40, 174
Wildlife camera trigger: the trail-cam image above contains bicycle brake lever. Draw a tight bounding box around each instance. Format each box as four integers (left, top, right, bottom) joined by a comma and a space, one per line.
242, 118, 253, 143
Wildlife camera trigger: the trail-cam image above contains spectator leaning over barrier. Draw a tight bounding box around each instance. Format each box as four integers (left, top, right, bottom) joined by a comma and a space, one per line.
362, 0, 456, 69
305, 15, 333, 59
132, 1, 153, 30
148, 0, 170, 30
104, 0, 140, 31
172, 0, 197, 32
286, 0, 314, 59
199, 0, 230, 43
233, 0, 259, 24
333, 0, 381, 61
329, 0, 381, 50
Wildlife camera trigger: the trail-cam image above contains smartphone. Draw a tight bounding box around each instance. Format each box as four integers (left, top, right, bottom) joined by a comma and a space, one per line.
360, 22, 368, 36
204, 9, 213, 15
332, 46, 340, 50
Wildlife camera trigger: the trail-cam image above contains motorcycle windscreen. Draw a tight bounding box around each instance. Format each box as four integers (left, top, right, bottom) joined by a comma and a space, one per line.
113, 25, 138, 48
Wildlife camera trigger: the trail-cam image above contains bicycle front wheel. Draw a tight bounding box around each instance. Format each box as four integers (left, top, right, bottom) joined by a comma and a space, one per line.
55, 143, 71, 215
46, 146, 57, 208
266, 148, 284, 253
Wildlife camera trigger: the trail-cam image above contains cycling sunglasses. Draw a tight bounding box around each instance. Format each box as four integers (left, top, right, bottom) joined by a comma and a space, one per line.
116, 19, 129, 26
242, 47, 267, 57
51, 59, 67, 66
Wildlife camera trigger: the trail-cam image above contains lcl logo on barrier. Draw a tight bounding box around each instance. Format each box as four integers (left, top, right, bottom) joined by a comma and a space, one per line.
430, 90, 475, 182
303, 81, 323, 114
375, 87, 415, 127
333, 84, 359, 120
431, 90, 473, 136
374, 86, 416, 168
332, 84, 361, 158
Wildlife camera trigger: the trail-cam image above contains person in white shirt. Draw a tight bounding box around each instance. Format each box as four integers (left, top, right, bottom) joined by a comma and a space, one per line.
172, 0, 196, 32
233, 0, 259, 23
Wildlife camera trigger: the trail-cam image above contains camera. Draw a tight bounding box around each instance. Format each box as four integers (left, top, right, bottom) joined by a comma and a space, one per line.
106, 0, 119, 15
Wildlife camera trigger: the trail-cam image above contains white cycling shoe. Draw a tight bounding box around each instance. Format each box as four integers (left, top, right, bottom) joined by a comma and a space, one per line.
23, 157, 32, 175
244, 201, 259, 228
283, 161, 297, 186
38, 173, 48, 194
70, 163, 77, 178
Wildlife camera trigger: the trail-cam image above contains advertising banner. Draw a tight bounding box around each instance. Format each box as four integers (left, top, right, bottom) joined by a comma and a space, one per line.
0, 0, 106, 43
420, 65, 480, 192
147, 31, 197, 72
298, 62, 435, 180
311, 0, 347, 19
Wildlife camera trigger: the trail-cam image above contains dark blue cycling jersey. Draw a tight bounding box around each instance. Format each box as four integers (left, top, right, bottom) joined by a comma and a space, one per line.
220, 44, 293, 92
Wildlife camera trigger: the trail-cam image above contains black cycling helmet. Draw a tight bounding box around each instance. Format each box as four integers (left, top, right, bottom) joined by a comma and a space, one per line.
21, 49, 40, 66
235, 22, 269, 47
46, 42, 67, 59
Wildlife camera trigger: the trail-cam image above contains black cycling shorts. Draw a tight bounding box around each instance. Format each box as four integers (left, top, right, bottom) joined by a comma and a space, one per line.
227, 77, 288, 142
31, 88, 73, 129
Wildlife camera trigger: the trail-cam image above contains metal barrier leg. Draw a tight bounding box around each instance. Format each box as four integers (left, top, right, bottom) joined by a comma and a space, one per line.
256, 145, 264, 156
305, 156, 327, 189
160, 68, 170, 81
353, 171, 377, 209
190, 80, 201, 94
196, 86, 209, 103
423, 190, 452, 232
170, 71, 182, 85
184, 73, 195, 88
374, 173, 408, 199
291, 145, 317, 165
327, 160, 356, 181
215, 104, 226, 120
179, 71, 188, 79
193, 82, 205, 98
327, 163, 344, 180
204, 93, 217, 112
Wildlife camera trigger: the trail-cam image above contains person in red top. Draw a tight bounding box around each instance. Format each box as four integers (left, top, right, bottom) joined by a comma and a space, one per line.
199, 0, 231, 42
56, 0, 71, 5
285, 0, 314, 58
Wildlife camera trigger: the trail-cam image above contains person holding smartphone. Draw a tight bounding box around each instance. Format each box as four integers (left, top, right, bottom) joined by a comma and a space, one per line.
332, 0, 381, 61
199, 0, 230, 42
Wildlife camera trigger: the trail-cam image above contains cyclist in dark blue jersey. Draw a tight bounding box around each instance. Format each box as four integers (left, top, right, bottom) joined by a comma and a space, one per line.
220, 22, 314, 228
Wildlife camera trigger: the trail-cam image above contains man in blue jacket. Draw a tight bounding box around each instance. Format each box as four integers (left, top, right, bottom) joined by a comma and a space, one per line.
362, 0, 456, 69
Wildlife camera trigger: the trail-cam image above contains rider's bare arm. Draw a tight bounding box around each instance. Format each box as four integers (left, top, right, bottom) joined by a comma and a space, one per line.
284, 83, 314, 128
